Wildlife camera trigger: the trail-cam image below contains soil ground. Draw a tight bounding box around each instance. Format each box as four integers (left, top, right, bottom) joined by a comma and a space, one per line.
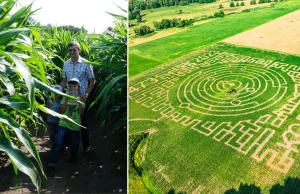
223, 10, 300, 56
0, 111, 127, 194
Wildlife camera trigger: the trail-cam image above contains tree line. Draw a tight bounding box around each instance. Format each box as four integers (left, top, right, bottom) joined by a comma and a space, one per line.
129, 0, 216, 12
134, 18, 194, 35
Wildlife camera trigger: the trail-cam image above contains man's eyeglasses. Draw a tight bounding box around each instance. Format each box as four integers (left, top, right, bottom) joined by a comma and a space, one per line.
68, 49, 77, 52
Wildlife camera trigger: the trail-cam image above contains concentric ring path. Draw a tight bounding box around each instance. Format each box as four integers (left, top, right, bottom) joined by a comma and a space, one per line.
177, 63, 287, 116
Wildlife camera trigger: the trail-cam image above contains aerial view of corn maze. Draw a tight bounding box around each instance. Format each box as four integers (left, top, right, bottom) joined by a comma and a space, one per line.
129, 0, 300, 193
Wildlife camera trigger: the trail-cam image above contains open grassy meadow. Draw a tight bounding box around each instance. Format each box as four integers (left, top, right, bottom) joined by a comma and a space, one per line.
129, 0, 300, 77
129, 1, 300, 193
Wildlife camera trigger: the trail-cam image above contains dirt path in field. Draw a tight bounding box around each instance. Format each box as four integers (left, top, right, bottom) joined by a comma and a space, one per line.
223, 10, 300, 56
129, 19, 217, 47
0, 111, 127, 194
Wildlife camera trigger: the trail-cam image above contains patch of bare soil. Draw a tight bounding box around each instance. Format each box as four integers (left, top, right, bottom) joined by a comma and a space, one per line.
0, 110, 127, 194
223, 10, 300, 56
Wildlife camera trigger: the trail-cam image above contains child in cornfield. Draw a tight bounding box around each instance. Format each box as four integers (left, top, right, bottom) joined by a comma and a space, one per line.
47, 78, 84, 176
46, 85, 63, 150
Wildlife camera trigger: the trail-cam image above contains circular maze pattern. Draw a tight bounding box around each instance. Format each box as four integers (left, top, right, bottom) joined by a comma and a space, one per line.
177, 64, 287, 116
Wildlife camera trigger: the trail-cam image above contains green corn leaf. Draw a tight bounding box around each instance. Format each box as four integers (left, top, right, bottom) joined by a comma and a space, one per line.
16, 4, 34, 28
0, 0, 15, 21
0, 94, 30, 110
0, 28, 29, 46
7, 41, 32, 52
96, 77, 126, 125
90, 73, 126, 108
106, 12, 127, 21
0, 122, 10, 139
35, 102, 86, 129
0, 6, 27, 31
2, 51, 34, 115
114, 4, 127, 14
12, 53, 30, 59
0, 134, 41, 191
0, 76, 15, 95
0, 110, 45, 177
31, 29, 43, 47
90, 74, 126, 119
19, 34, 32, 46
0, 57, 16, 75
31, 51, 47, 83
8, 36, 32, 49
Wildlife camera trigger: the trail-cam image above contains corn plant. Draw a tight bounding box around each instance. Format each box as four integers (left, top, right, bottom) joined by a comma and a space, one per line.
0, 0, 82, 191
89, 15, 127, 133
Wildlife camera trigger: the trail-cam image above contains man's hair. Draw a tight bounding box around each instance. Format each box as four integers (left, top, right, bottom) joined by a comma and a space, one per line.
68, 41, 80, 49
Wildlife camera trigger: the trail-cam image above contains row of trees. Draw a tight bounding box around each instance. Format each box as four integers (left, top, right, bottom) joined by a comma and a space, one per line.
250, 0, 279, 4
258, 0, 274, 3
214, 10, 225, 17
129, 0, 216, 11
133, 10, 228, 36
229, 0, 279, 6
0, 0, 127, 191
229, 1, 245, 6
153, 18, 194, 29
133, 18, 194, 36
129, 8, 141, 20
134, 25, 153, 35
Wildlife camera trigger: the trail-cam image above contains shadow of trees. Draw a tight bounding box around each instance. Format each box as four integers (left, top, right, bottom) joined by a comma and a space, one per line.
167, 189, 186, 194
224, 177, 300, 194
224, 183, 262, 194
164, 177, 300, 194
269, 177, 300, 194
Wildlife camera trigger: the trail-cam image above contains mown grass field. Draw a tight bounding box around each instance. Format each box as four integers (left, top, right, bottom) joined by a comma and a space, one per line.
129, 0, 300, 77
129, 43, 300, 193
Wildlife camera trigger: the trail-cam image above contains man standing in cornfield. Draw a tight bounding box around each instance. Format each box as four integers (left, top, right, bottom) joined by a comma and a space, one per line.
60, 41, 96, 156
